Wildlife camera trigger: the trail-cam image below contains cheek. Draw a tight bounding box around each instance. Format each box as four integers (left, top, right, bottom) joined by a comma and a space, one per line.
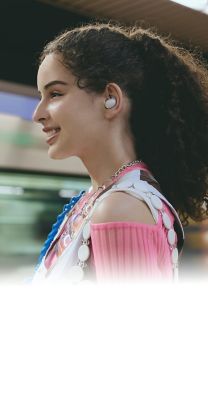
48, 100, 76, 124
48, 102, 63, 115
48, 100, 75, 124
48, 97, 97, 135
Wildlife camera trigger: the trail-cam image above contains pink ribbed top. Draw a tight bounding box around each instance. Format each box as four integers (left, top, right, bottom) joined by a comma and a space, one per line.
89, 202, 175, 281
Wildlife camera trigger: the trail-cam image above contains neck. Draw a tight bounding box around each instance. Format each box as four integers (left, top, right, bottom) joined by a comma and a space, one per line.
80, 126, 139, 191
84, 157, 141, 192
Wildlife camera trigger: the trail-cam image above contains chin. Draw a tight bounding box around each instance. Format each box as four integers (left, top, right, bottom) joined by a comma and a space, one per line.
48, 149, 71, 160
49, 153, 66, 160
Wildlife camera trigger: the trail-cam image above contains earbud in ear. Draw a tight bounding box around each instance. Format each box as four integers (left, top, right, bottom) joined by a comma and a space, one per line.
104, 96, 117, 109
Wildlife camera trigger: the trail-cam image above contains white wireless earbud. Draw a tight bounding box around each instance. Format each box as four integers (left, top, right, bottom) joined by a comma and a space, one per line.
104, 96, 117, 109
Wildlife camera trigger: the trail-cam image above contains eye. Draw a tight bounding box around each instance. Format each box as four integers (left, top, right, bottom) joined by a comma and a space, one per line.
50, 91, 62, 98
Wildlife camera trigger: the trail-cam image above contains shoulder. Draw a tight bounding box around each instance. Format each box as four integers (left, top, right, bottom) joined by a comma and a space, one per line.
91, 191, 156, 225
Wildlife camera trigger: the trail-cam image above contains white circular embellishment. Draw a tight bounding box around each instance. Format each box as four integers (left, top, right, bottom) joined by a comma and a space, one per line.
167, 229, 176, 245
78, 244, 90, 262
162, 212, 172, 229
150, 194, 163, 210
82, 222, 91, 240
171, 248, 178, 265
67, 265, 84, 283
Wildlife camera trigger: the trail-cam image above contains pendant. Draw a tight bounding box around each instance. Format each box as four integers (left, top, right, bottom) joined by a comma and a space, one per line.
171, 248, 179, 265
150, 194, 163, 210
162, 212, 172, 230
78, 244, 90, 262
167, 229, 176, 246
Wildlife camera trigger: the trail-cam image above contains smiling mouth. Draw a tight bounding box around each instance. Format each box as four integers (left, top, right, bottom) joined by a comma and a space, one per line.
46, 128, 60, 145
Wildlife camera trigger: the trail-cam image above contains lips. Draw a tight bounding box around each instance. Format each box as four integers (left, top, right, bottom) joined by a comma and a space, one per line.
43, 127, 61, 144
46, 134, 59, 145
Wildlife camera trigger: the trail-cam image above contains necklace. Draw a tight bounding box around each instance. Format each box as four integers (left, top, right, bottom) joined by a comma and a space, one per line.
68, 159, 143, 235
109, 159, 143, 180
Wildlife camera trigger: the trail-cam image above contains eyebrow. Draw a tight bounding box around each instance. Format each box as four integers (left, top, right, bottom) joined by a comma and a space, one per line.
38, 80, 68, 93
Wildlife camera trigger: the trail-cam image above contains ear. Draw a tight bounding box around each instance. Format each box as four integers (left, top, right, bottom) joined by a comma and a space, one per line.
103, 82, 124, 119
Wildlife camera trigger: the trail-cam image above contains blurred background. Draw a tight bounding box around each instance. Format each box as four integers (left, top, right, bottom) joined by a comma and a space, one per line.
0, 0, 207, 282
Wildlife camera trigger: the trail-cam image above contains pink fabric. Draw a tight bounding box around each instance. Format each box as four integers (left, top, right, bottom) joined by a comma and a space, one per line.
90, 203, 175, 281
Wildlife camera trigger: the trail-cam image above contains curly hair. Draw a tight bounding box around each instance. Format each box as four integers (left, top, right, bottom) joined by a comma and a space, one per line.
39, 22, 208, 225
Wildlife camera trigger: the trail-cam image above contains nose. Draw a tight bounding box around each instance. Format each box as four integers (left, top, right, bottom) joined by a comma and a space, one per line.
32, 99, 48, 123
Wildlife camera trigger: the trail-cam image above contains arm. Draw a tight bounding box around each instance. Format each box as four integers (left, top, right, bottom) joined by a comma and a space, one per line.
91, 191, 156, 225
90, 192, 166, 281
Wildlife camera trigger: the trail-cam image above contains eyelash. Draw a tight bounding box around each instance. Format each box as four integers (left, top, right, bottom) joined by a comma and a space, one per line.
38, 92, 62, 102
50, 92, 62, 98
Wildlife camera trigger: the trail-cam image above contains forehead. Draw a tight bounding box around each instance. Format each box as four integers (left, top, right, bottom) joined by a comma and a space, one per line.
37, 53, 75, 89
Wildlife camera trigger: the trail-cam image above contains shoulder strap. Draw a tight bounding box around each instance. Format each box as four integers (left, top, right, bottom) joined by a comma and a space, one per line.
140, 170, 184, 253
87, 169, 184, 254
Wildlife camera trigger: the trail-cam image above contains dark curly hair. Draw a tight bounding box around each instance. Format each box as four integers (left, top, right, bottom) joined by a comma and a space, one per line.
39, 22, 208, 225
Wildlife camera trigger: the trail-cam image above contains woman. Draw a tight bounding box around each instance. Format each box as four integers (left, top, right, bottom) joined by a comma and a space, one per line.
32, 22, 208, 283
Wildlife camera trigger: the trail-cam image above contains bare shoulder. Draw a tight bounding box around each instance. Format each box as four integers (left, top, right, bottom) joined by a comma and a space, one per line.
91, 191, 156, 225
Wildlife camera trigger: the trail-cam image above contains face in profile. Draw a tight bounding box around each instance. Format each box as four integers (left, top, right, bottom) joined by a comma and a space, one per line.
33, 53, 104, 160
